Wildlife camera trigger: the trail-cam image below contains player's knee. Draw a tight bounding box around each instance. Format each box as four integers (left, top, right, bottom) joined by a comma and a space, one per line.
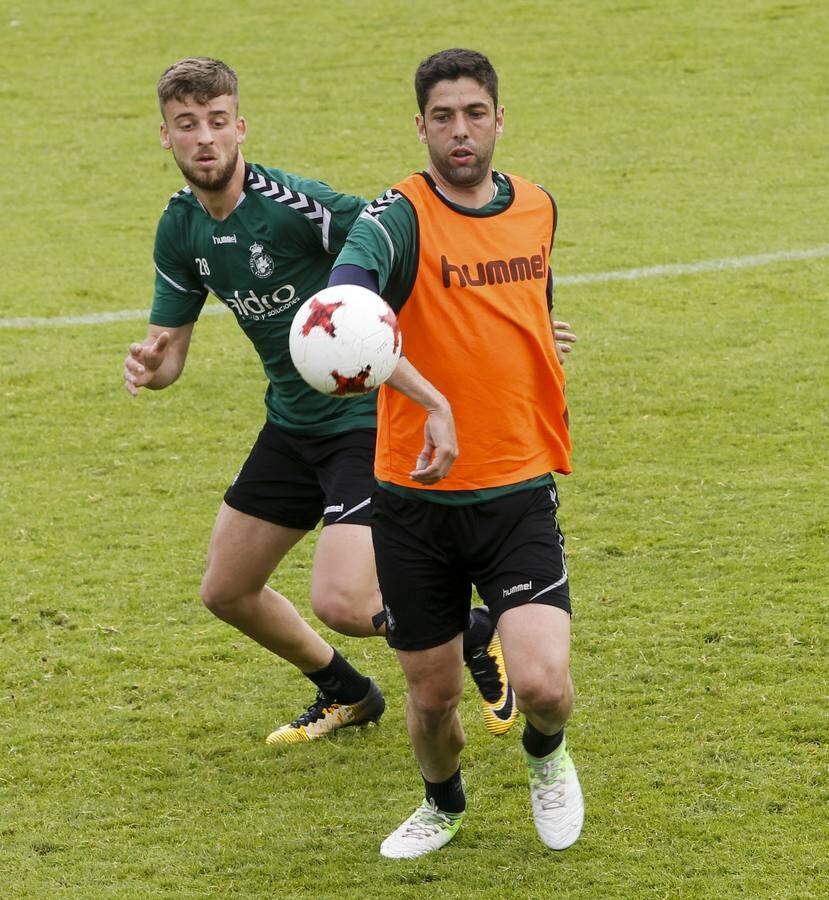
515, 672, 572, 721
310, 590, 352, 631
200, 573, 238, 619
310, 585, 379, 637
407, 682, 463, 727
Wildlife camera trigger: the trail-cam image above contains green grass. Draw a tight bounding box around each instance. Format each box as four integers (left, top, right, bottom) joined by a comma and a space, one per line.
1, 1, 827, 896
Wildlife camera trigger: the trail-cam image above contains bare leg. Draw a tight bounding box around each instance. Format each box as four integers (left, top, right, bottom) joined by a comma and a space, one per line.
395, 636, 466, 782
377, 637, 467, 858
311, 522, 384, 637
200, 502, 333, 672
498, 603, 583, 850
497, 604, 573, 734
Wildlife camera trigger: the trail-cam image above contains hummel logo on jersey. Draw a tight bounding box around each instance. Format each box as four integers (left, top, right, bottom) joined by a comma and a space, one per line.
360, 190, 403, 259
164, 185, 191, 210
212, 234, 237, 245
503, 580, 533, 598
362, 189, 403, 220
441, 246, 547, 288
246, 171, 333, 251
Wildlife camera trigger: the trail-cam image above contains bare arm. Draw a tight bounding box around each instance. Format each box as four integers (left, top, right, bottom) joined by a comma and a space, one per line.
122, 321, 195, 396
385, 357, 458, 485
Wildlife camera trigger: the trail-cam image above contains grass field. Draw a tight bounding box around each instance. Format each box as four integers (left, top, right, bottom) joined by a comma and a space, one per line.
1, 1, 827, 897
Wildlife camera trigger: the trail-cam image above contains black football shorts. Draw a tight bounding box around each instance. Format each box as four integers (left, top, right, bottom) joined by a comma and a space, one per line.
224, 421, 376, 530
371, 483, 571, 651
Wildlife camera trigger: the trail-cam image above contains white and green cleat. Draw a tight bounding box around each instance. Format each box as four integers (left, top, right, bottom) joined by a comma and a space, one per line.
526, 739, 584, 850
380, 800, 465, 859
265, 679, 385, 745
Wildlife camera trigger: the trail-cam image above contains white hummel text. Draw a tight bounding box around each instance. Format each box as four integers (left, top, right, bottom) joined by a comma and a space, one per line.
503, 580, 533, 598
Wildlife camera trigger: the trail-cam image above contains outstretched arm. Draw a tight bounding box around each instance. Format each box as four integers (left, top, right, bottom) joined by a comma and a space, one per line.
123, 321, 195, 395
328, 265, 457, 482
385, 357, 458, 485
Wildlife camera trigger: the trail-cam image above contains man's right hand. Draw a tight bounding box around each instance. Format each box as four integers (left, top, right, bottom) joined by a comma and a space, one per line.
123, 331, 170, 395
410, 401, 459, 485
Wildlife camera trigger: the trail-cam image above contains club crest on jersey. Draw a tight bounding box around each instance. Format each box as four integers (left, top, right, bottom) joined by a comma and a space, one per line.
249, 242, 275, 279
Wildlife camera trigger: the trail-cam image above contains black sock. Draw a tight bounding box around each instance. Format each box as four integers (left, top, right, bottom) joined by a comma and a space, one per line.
522, 721, 564, 758
462, 606, 495, 657
304, 649, 370, 704
423, 767, 466, 814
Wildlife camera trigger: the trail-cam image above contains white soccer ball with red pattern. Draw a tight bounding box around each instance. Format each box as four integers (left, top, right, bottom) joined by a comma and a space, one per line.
289, 285, 402, 397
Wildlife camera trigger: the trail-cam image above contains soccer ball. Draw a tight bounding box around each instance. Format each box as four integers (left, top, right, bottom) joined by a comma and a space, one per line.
289, 285, 402, 396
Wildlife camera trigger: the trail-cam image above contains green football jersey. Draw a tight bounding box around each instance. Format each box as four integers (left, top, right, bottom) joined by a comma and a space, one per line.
151, 162, 376, 436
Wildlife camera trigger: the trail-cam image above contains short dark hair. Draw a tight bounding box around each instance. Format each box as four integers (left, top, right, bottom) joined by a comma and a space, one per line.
157, 57, 239, 115
414, 48, 498, 114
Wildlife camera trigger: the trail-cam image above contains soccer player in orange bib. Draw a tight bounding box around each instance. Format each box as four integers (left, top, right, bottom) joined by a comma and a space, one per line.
329, 48, 584, 857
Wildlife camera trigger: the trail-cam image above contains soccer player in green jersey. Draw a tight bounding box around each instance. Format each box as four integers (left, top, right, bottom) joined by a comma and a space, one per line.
123, 57, 542, 745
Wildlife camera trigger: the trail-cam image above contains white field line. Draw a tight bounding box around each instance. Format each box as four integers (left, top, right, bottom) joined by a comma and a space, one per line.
2, 244, 828, 330
555, 244, 829, 285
